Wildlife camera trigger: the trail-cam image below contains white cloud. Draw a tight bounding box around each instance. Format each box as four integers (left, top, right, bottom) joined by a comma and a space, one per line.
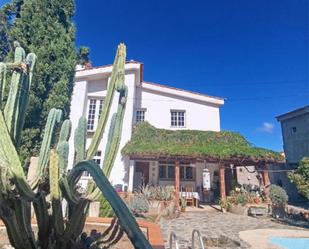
258, 122, 274, 134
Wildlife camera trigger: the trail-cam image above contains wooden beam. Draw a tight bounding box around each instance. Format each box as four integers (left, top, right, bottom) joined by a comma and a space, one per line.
219, 165, 226, 199
175, 160, 180, 207
262, 164, 271, 187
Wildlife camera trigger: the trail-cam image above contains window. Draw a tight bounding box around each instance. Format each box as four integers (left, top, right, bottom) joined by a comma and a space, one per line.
159, 161, 194, 180
171, 110, 185, 127
83, 151, 102, 177
180, 165, 194, 180
87, 98, 104, 131
290, 126, 297, 135
136, 109, 146, 122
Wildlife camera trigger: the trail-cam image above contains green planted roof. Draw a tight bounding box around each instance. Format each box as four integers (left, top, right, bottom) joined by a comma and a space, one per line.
122, 122, 283, 163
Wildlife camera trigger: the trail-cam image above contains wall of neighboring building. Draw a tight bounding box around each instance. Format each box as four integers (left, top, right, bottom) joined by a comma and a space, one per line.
134, 86, 221, 131
280, 113, 309, 164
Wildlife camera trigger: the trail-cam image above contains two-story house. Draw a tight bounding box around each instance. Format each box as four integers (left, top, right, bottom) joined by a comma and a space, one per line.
68, 61, 225, 192
276, 105, 309, 165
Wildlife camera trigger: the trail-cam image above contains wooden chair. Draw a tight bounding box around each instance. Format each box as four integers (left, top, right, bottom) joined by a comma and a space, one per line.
185, 186, 194, 207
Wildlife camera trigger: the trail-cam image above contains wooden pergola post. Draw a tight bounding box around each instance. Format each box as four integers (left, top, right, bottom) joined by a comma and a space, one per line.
175, 160, 180, 207
262, 164, 270, 187
219, 165, 226, 199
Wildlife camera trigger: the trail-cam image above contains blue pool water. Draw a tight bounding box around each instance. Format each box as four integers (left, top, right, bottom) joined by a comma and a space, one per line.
270, 237, 309, 249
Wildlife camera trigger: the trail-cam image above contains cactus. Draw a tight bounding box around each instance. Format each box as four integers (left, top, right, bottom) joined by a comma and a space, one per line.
0, 42, 152, 249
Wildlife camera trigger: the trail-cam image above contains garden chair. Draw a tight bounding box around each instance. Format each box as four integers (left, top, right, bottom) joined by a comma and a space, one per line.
185, 186, 195, 207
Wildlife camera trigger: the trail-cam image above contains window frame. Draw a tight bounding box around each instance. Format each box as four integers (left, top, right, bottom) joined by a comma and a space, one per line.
170, 110, 186, 128
290, 126, 297, 136
86, 98, 104, 131
158, 161, 195, 181
135, 108, 146, 123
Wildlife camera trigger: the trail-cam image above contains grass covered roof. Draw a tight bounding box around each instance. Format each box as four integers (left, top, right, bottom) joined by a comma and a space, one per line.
122, 122, 283, 164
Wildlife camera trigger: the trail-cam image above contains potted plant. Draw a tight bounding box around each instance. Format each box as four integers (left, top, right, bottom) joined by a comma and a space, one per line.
180, 197, 187, 212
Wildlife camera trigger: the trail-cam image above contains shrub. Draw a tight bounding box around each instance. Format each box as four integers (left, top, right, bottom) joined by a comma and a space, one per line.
219, 198, 232, 210
269, 184, 288, 206
128, 194, 149, 216
288, 157, 309, 200
229, 190, 249, 206
140, 185, 174, 201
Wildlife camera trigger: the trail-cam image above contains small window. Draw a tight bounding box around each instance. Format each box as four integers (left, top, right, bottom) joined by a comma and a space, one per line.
83, 151, 102, 176
136, 109, 146, 122
171, 110, 185, 127
87, 98, 104, 131
290, 126, 297, 135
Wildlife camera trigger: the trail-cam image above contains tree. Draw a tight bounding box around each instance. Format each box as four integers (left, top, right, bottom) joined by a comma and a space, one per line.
3, 0, 77, 163
0, 0, 24, 61
77, 46, 91, 66
0, 9, 10, 62
288, 157, 309, 200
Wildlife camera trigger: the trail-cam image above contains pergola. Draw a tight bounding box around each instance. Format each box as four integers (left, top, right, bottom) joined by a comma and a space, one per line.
122, 122, 284, 204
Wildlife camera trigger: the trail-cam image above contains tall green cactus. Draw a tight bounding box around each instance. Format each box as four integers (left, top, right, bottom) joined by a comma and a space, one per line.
0, 42, 153, 249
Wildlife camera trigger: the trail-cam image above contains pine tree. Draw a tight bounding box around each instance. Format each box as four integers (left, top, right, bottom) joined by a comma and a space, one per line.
4, 0, 77, 162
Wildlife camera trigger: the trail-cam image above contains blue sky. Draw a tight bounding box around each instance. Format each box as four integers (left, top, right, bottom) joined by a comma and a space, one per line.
1, 0, 308, 152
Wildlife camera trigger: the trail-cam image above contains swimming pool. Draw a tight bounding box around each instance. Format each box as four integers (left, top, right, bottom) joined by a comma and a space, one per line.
270, 236, 309, 249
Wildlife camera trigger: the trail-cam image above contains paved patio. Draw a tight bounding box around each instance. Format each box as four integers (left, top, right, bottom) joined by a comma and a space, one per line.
159, 207, 304, 249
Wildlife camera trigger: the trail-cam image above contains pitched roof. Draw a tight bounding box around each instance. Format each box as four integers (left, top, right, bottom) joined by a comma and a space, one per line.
122, 122, 283, 164
276, 105, 309, 122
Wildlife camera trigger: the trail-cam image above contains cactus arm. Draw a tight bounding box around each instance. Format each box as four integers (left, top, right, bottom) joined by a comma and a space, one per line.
87, 86, 128, 200
57, 141, 69, 176
12, 199, 37, 249
25, 53, 36, 88
69, 160, 152, 249
58, 119, 71, 144
103, 86, 127, 177
74, 117, 87, 163
32, 193, 50, 249
0, 111, 36, 200
63, 199, 89, 243
4, 45, 26, 138
30, 108, 62, 189
0, 213, 28, 249
86, 43, 126, 159
103, 113, 117, 163
59, 178, 79, 204
14, 53, 37, 146
0, 62, 7, 108
49, 150, 65, 237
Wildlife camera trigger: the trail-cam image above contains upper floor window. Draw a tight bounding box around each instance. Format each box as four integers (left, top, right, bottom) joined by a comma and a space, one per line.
290, 126, 297, 136
83, 151, 102, 176
136, 109, 146, 123
171, 110, 185, 127
87, 98, 104, 131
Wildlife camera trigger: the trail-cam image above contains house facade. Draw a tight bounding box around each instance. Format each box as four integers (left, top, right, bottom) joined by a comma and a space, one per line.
68, 61, 225, 192
276, 105, 309, 164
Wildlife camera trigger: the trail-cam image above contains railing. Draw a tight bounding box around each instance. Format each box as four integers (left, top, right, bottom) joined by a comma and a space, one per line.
169, 231, 180, 249
169, 229, 205, 249
191, 229, 205, 249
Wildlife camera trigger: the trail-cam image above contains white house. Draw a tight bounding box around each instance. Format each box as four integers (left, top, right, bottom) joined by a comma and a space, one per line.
68, 61, 225, 192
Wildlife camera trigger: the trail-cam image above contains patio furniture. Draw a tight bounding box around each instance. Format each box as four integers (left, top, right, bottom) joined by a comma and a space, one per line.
180, 187, 200, 207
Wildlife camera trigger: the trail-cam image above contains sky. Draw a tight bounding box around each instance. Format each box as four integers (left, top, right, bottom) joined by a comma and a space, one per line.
1, 0, 308, 152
